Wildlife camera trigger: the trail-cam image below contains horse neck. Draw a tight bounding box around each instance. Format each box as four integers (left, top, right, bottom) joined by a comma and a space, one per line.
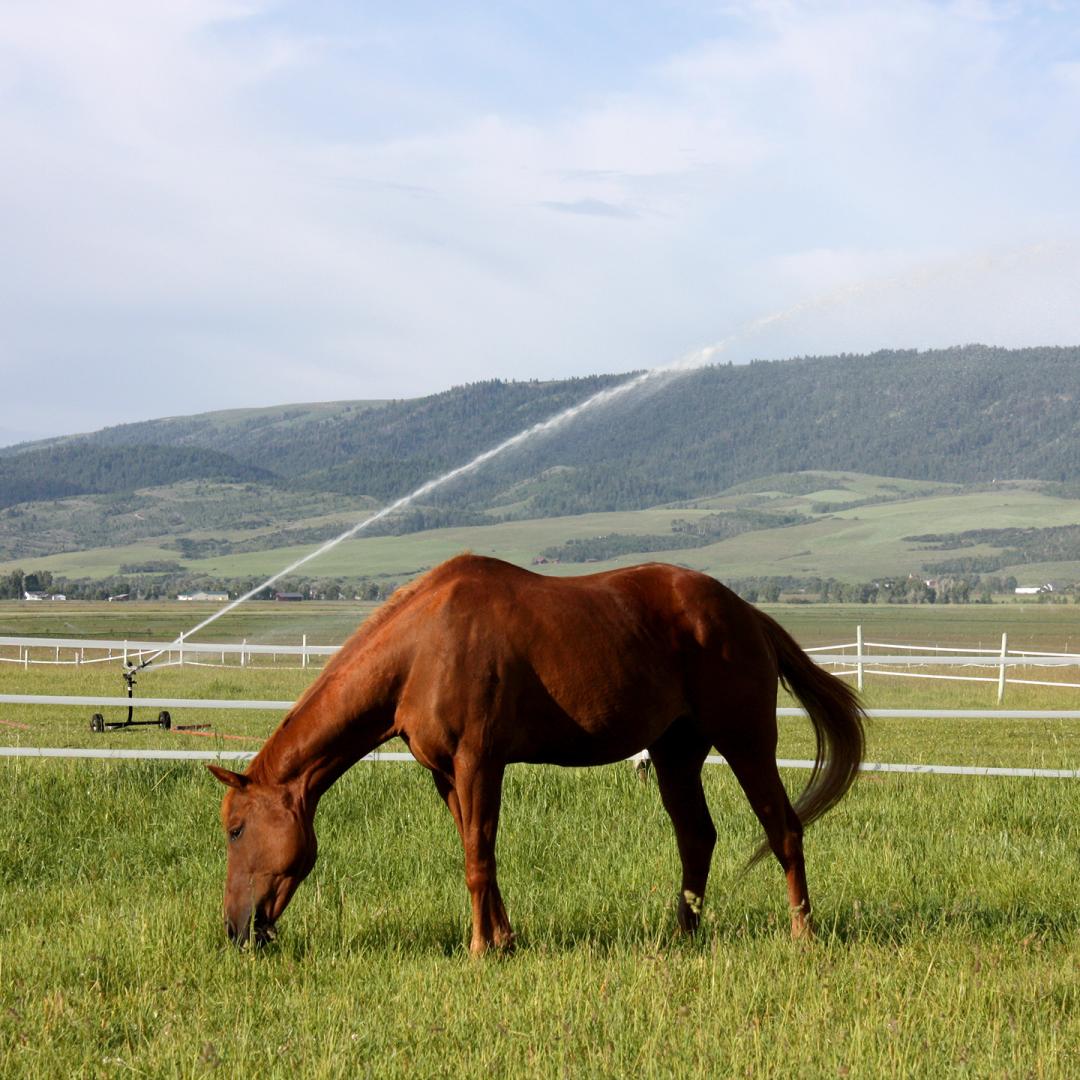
249, 652, 398, 806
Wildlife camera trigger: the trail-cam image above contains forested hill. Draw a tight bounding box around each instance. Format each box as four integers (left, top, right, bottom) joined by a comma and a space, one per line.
3, 345, 1078, 515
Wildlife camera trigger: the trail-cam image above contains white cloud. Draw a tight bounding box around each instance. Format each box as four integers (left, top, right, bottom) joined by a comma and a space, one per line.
1, 1, 1079, 441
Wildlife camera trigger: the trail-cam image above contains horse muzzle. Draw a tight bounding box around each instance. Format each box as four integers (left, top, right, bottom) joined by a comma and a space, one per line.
225, 908, 278, 948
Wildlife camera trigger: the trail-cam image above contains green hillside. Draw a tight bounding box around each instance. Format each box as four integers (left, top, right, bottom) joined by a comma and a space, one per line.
4, 473, 1079, 599
2, 345, 1080, 598
5, 345, 1080, 517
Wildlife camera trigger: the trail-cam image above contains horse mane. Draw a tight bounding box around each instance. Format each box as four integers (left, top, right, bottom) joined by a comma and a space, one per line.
246, 561, 454, 781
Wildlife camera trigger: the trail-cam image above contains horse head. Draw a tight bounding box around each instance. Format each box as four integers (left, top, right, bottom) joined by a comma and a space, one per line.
208, 765, 317, 946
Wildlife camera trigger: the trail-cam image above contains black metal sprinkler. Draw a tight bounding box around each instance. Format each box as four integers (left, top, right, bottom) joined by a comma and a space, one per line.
89, 663, 172, 733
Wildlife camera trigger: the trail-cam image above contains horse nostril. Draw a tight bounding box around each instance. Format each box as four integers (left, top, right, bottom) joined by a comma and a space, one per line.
225, 913, 250, 946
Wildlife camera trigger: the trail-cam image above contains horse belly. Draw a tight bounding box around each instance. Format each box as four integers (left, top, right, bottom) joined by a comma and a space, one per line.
510, 682, 683, 767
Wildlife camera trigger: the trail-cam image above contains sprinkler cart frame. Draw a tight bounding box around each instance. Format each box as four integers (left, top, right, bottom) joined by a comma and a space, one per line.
90, 665, 171, 733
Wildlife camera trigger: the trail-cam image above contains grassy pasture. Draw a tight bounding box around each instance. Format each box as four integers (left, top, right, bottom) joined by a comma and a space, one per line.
3, 595, 1078, 655
1, 753, 1077, 1075
127, 485, 1080, 582
1, 603, 1078, 1076
5, 473, 1080, 587
0, 601, 382, 646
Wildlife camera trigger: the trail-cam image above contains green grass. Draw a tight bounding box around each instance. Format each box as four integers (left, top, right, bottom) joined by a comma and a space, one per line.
1, 755, 1077, 1076
0, 600, 382, 645
2, 603, 1078, 1074
4, 473, 1080, 586
4, 595, 1077, 653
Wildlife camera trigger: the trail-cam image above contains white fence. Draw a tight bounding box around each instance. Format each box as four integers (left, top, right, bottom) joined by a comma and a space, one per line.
1, 744, 1077, 779
808, 626, 1080, 700
4, 629, 1076, 780
4, 627, 1080, 701
0, 635, 335, 670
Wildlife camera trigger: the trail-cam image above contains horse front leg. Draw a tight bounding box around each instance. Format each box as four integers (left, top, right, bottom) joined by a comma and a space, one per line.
454, 757, 514, 954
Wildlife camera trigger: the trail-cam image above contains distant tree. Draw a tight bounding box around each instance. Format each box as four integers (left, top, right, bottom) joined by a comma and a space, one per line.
0, 569, 24, 599
22, 570, 53, 593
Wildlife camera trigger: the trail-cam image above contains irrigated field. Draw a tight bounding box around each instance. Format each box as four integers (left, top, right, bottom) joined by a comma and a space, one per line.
1, 604, 1078, 1076
2, 756, 1077, 1076
5, 473, 1080, 587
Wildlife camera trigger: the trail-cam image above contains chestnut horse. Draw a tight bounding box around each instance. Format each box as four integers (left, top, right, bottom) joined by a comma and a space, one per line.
209, 554, 864, 951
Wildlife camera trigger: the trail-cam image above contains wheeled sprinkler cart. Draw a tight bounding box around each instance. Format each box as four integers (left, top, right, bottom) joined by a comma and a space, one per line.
89, 665, 171, 733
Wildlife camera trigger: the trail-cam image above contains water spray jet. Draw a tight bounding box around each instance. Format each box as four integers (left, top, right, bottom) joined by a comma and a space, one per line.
124, 239, 1066, 674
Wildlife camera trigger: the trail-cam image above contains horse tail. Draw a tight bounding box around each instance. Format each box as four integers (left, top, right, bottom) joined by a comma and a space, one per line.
749, 610, 866, 865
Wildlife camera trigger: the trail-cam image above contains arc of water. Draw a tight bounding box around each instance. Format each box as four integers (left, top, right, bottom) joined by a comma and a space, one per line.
133, 365, 663, 669
135, 238, 1064, 670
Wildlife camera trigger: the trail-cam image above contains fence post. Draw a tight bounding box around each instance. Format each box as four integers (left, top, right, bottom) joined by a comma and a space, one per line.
123, 640, 128, 666
179, 631, 185, 667
997, 632, 1008, 704
241, 639, 247, 668
856, 624, 864, 692
23, 646, 28, 671
302, 634, 308, 669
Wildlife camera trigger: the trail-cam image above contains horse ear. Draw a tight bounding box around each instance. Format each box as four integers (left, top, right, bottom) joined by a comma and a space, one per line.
207, 764, 251, 790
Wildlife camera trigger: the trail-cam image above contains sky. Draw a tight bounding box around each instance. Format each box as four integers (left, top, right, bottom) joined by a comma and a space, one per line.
2, 0, 1079, 445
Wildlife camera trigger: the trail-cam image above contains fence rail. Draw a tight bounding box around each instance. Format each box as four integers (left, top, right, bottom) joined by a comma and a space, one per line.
1, 744, 1076, 779
3, 627, 1080, 700
2, 695, 1078, 720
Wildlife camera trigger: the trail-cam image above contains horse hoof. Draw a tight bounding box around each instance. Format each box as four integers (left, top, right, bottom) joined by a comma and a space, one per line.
677, 890, 703, 934
470, 931, 516, 956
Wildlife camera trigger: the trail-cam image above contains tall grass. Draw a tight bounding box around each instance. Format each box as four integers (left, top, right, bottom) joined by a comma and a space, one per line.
1, 752, 1078, 1076
2, 604, 1078, 1075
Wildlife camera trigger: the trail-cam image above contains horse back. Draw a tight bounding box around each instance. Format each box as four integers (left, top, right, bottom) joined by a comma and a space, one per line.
388, 556, 773, 766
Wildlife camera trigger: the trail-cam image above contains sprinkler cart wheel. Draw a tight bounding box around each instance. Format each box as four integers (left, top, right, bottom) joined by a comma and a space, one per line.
90, 713, 105, 733
158, 710, 172, 730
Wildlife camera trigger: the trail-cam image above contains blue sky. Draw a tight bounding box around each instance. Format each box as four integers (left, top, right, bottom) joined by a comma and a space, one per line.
2, 0, 1079, 443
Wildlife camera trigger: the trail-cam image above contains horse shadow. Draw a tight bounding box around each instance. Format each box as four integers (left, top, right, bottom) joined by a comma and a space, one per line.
259, 897, 1077, 960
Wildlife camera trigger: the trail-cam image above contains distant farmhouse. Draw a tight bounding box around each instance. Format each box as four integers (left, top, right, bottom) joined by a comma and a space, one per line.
23, 591, 66, 601
274, 592, 305, 602
1014, 584, 1055, 595
177, 591, 230, 602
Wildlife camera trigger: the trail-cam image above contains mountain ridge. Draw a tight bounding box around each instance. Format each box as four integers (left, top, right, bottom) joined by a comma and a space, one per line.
2, 346, 1078, 572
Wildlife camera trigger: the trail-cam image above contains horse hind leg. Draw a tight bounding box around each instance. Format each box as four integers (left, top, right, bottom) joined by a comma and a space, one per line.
723, 740, 813, 940
648, 720, 715, 934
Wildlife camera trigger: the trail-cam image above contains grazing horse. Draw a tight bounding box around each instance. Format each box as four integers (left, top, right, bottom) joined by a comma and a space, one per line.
209, 554, 864, 952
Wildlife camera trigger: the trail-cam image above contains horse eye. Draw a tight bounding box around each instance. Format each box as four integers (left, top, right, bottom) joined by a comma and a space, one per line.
228, 825, 244, 842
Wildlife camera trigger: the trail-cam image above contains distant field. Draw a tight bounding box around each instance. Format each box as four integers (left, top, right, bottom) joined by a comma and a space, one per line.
4, 473, 1080, 587
2, 596, 1078, 653
0, 601, 380, 646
